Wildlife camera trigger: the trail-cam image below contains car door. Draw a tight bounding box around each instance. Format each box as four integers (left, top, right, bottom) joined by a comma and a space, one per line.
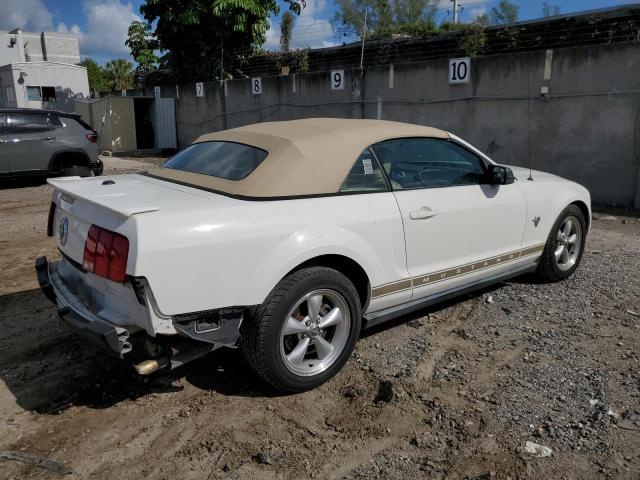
372, 137, 527, 301
0, 113, 9, 173
6, 113, 58, 172
339, 148, 413, 311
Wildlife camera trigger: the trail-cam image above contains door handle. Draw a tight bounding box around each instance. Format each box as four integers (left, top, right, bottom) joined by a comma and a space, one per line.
43, 136, 56, 141
409, 207, 438, 220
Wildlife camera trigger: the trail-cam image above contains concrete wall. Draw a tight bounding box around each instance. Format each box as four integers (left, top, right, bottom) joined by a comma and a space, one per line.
3, 62, 89, 111
0, 31, 23, 66
0, 65, 17, 107
1, 30, 80, 66
22, 32, 44, 62
41, 32, 81, 64
156, 42, 640, 207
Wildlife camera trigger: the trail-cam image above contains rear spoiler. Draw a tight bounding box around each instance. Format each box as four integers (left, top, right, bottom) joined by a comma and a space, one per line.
47, 177, 160, 217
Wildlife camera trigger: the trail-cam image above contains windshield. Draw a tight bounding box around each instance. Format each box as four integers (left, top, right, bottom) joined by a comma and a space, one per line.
163, 141, 268, 181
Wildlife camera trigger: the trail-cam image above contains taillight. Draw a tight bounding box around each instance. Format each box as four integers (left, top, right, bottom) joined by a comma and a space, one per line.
83, 225, 129, 282
86, 133, 98, 143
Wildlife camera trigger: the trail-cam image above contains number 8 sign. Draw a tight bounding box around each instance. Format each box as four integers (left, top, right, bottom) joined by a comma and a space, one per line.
330, 70, 344, 90
449, 57, 471, 84
251, 77, 262, 95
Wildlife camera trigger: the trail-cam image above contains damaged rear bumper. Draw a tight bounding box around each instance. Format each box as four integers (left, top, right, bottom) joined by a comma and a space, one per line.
36, 256, 132, 357
35, 256, 246, 371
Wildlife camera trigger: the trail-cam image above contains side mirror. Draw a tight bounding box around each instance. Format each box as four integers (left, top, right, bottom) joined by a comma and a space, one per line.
487, 164, 515, 185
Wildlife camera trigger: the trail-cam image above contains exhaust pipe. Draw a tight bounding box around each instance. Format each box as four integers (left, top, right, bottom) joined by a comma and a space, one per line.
133, 357, 169, 375
133, 339, 217, 376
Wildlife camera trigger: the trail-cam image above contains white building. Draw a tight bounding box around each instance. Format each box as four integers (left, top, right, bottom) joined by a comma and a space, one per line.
0, 29, 89, 111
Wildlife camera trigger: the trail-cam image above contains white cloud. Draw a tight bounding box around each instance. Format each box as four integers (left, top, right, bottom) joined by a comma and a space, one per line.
56, 23, 82, 36
291, 18, 333, 49
265, 0, 334, 50
468, 7, 487, 20
0, 0, 54, 31
293, 0, 332, 48
321, 39, 339, 48
58, 0, 141, 60
264, 18, 281, 50
435, 0, 489, 21
435, 0, 488, 7
0, 0, 138, 60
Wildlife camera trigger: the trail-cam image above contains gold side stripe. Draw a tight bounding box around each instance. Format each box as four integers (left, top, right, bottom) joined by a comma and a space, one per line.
371, 279, 413, 298
371, 244, 545, 299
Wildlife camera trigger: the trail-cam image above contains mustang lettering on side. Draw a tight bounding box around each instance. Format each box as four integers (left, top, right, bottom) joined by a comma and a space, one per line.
36, 118, 591, 392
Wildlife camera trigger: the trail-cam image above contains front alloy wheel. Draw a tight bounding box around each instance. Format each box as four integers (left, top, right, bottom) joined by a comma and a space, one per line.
241, 267, 362, 393
536, 204, 586, 282
554, 216, 583, 272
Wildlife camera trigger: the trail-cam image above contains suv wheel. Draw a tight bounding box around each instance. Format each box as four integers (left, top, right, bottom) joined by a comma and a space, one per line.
241, 267, 362, 393
60, 165, 91, 178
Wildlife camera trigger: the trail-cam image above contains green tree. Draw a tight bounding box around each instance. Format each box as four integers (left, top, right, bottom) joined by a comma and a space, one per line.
79, 58, 109, 95
542, 2, 561, 17
140, 0, 305, 81
476, 0, 519, 26
280, 11, 295, 52
104, 59, 134, 91
333, 0, 438, 39
126, 20, 159, 76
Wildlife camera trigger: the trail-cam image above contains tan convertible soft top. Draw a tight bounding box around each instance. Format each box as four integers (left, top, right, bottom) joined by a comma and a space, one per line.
147, 118, 450, 198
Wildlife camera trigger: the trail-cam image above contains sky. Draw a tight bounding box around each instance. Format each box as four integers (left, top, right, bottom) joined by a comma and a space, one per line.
0, 0, 637, 64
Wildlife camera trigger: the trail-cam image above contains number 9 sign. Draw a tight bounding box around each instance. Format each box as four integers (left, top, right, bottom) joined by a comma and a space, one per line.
251, 77, 262, 95
330, 70, 344, 90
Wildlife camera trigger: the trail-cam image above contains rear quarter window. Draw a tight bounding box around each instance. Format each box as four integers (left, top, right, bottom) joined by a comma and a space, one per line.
163, 141, 268, 181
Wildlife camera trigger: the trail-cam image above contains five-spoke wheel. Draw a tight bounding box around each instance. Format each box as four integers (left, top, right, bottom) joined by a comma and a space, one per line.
280, 289, 351, 376
241, 266, 361, 393
537, 204, 587, 281
554, 216, 582, 271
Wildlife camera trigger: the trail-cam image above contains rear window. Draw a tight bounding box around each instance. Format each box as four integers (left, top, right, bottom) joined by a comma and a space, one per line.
163, 141, 268, 181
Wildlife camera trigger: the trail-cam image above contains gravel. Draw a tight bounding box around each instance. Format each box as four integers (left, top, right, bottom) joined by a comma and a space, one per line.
0, 162, 638, 479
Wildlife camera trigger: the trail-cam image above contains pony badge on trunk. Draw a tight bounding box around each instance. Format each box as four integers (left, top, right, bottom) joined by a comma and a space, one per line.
59, 217, 69, 245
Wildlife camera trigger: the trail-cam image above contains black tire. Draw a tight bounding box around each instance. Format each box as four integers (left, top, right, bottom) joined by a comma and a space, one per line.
536, 204, 586, 282
60, 165, 92, 178
241, 267, 362, 393
91, 160, 104, 177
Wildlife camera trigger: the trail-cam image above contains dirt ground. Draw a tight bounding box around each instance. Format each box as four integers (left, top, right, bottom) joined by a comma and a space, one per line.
0, 158, 639, 479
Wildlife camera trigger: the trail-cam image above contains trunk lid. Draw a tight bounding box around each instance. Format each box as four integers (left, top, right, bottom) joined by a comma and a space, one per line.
48, 174, 214, 264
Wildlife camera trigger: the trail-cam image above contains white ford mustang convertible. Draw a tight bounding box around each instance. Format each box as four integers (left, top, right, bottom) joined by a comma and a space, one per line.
36, 118, 590, 392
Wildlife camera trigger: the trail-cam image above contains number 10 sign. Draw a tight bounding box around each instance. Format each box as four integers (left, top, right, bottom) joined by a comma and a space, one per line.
449, 57, 471, 84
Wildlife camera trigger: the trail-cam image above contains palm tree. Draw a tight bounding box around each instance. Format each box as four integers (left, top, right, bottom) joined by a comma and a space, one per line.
104, 59, 134, 91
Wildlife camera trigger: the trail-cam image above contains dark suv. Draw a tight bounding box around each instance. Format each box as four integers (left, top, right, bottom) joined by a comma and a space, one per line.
0, 109, 103, 178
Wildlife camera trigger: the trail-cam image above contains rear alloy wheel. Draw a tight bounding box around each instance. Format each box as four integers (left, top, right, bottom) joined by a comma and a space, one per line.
241, 267, 361, 393
536, 205, 586, 282
280, 289, 351, 377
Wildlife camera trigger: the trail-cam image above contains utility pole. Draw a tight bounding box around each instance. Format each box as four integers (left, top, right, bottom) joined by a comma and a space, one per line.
451, 0, 460, 23
359, 8, 368, 70
220, 38, 224, 81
